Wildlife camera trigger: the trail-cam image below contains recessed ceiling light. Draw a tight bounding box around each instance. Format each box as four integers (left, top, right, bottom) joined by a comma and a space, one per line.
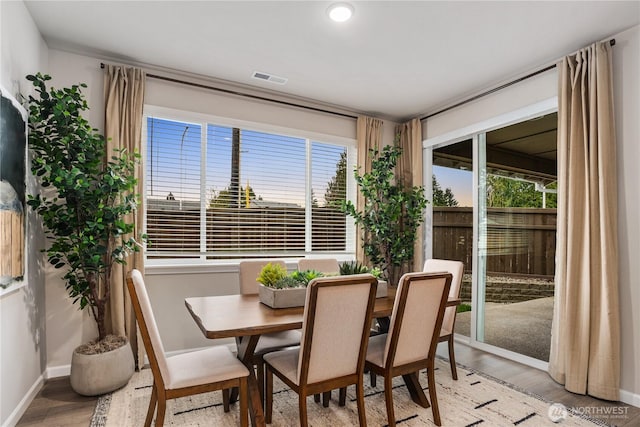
327, 2, 354, 22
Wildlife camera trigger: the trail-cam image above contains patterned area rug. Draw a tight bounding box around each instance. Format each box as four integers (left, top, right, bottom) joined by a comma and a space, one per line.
91, 357, 604, 426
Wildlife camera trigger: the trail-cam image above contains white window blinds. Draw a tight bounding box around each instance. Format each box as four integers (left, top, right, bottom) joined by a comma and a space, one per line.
144, 113, 354, 261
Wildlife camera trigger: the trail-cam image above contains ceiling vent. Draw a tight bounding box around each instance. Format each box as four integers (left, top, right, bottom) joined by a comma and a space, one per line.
252, 71, 288, 85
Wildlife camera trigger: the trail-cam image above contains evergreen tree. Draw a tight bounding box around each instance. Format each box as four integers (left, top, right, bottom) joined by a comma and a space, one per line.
432, 175, 459, 207
324, 151, 347, 208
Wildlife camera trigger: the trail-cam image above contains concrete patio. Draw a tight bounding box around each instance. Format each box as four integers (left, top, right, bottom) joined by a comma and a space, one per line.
454, 296, 554, 361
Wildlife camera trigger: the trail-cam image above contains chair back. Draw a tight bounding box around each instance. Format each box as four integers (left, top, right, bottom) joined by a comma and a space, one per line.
127, 269, 170, 387
423, 259, 464, 335
239, 260, 286, 295
297, 258, 340, 275
384, 272, 452, 367
297, 274, 377, 384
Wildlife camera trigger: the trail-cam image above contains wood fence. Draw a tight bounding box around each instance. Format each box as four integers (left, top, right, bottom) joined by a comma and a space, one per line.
146, 207, 346, 258
433, 207, 557, 277
146, 206, 556, 276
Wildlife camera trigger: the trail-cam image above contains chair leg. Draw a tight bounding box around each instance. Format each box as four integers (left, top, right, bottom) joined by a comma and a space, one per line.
356, 380, 367, 427
239, 377, 249, 427
447, 336, 458, 380
370, 371, 377, 387
154, 392, 166, 427
144, 385, 157, 427
314, 394, 320, 403
384, 375, 396, 427
427, 365, 442, 426
339, 387, 347, 406
265, 366, 274, 424
299, 395, 308, 427
322, 391, 330, 407
223, 388, 230, 413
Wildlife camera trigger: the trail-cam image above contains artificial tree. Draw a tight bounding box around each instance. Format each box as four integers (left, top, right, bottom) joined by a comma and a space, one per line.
342, 141, 427, 286
26, 73, 144, 343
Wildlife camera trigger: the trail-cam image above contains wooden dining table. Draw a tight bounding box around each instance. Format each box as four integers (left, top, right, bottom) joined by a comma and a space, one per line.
185, 288, 441, 427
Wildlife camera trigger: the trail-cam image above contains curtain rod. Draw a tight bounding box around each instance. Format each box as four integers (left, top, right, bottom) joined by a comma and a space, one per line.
419, 38, 616, 121
100, 63, 358, 120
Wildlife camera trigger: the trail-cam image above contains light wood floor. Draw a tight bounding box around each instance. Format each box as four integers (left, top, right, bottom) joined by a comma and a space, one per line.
17, 344, 639, 426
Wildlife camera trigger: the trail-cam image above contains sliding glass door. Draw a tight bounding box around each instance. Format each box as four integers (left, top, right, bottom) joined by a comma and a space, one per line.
426, 107, 557, 366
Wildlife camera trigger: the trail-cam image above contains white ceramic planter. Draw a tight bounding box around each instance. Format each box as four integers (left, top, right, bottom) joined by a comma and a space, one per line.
258, 279, 388, 309
258, 284, 307, 308
70, 338, 135, 396
376, 280, 388, 298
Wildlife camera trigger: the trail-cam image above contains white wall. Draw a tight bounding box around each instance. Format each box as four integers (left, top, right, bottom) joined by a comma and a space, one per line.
0, 2, 48, 426
424, 26, 640, 402
612, 25, 640, 405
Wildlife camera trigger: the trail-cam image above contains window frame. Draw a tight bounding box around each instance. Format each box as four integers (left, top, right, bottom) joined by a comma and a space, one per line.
142, 105, 357, 268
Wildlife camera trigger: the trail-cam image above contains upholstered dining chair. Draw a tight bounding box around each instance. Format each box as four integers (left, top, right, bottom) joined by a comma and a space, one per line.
423, 259, 465, 380
365, 272, 452, 427
297, 258, 340, 275
263, 274, 378, 427
238, 260, 302, 401
127, 269, 249, 427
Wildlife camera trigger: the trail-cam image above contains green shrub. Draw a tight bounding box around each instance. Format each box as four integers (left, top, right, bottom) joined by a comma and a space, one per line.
257, 263, 287, 287
457, 303, 472, 313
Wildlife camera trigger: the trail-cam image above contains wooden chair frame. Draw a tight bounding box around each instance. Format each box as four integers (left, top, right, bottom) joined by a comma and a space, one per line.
365, 272, 452, 427
265, 274, 378, 427
127, 273, 249, 427
424, 259, 464, 380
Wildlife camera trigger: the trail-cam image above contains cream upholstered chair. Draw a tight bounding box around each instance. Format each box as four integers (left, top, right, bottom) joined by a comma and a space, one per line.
264, 274, 378, 427
365, 272, 452, 427
423, 259, 464, 380
238, 260, 302, 401
127, 269, 249, 427
297, 258, 340, 275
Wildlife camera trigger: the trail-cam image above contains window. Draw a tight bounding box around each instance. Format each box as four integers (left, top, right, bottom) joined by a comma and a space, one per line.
144, 108, 355, 263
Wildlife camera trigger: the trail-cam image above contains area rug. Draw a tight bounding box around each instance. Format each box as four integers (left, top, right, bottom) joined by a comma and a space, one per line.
90, 357, 605, 426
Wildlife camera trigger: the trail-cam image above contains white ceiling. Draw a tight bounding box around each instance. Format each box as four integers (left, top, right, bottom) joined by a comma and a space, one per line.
24, 1, 640, 121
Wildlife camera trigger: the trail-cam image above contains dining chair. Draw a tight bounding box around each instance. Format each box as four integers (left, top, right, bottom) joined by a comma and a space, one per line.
127, 269, 249, 427
238, 260, 302, 402
263, 274, 378, 427
297, 258, 340, 275
365, 271, 451, 427
423, 258, 464, 380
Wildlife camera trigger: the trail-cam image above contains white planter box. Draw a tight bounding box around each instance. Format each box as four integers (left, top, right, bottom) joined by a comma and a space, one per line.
376, 280, 388, 299
258, 279, 388, 309
258, 284, 307, 308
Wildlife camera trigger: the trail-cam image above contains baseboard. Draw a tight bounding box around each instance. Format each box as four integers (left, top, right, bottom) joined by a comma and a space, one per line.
45, 364, 70, 379
619, 388, 640, 408
1, 374, 44, 427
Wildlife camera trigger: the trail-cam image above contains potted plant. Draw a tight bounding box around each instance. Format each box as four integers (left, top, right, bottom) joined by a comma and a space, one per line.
26, 73, 145, 395
341, 140, 428, 287
256, 263, 323, 308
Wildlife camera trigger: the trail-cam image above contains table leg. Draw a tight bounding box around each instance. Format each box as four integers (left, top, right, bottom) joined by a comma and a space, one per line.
230, 335, 265, 427
402, 372, 430, 408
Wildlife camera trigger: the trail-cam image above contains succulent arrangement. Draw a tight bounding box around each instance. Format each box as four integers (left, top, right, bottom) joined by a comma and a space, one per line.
339, 260, 382, 279
258, 261, 381, 289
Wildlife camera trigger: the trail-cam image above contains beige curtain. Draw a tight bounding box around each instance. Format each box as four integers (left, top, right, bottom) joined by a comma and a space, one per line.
548, 42, 619, 401
396, 118, 423, 272
104, 65, 146, 369
356, 116, 383, 265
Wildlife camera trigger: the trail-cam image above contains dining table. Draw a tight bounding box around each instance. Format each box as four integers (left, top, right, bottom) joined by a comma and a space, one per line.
185, 288, 452, 427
